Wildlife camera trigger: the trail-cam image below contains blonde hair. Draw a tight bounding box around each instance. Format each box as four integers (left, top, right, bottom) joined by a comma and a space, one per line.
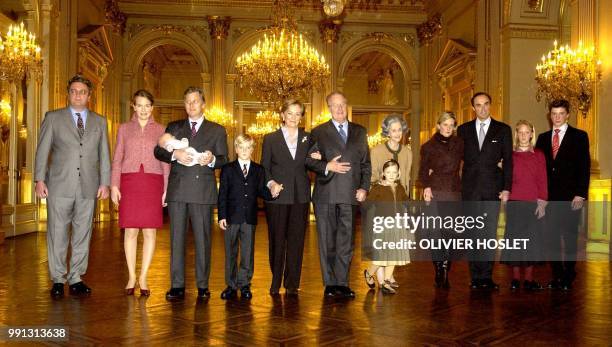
234, 134, 255, 148
437, 111, 456, 126
513, 119, 536, 149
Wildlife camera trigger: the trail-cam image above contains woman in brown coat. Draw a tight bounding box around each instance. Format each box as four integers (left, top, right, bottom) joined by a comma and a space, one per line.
418, 111, 464, 288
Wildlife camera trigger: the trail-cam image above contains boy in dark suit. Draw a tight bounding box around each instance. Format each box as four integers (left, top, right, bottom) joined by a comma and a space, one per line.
218, 134, 273, 299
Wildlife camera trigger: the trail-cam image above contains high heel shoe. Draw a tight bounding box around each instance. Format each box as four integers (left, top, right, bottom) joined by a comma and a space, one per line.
125, 287, 135, 295
380, 281, 396, 294
140, 288, 151, 297
364, 269, 376, 289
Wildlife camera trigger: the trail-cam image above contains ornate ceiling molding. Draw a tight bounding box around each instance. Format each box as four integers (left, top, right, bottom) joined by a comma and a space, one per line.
105, 0, 127, 34
126, 23, 209, 41
319, 20, 342, 43
207, 16, 231, 40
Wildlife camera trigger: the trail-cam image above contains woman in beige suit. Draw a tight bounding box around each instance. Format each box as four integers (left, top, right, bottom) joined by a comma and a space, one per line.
365, 114, 411, 289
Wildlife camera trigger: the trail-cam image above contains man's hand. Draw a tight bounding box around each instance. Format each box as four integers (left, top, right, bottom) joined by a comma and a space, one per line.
499, 190, 509, 203
571, 196, 585, 210
162, 191, 167, 207
35, 181, 48, 199
174, 148, 193, 165
423, 187, 433, 202
270, 181, 284, 198
219, 219, 227, 230
199, 150, 214, 166
356, 188, 367, 202
97, 186, 110, 200
326, 155, 351, 174
110, 186, 121, 205
535, 199, 547, 219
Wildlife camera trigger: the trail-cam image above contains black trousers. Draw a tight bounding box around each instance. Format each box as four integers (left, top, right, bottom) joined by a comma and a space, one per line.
265, 202, 309, 291
313, 203, 356, 287
224, 223, 255, 289
168, 202, 213, 289
466, 200, 500, 281
546, 202, 582, 283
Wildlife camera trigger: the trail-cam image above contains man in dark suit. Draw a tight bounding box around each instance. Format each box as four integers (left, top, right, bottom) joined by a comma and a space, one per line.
535, 99, 590, 291
306, 91, 372, 298
35, 75, 111, 298
218, 134, 272, 300
457, 92, 513, 290
154, 86, 228, 301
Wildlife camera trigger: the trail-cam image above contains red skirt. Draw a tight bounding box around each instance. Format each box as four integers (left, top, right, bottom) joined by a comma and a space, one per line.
119, 165, 164, 229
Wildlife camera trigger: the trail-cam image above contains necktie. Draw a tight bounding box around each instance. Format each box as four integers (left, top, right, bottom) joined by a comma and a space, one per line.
552, 128, 561, 159
242, 163, 248, 177
338, 124, 347, 144
191, 121, 197, 138
478, 122, 486, 150
76, 113, 84, 138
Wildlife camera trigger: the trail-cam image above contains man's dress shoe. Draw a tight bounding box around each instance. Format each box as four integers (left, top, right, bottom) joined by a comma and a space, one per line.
69, 282, 91, 296
165, 288, 185, 301
50, 283, 64, 298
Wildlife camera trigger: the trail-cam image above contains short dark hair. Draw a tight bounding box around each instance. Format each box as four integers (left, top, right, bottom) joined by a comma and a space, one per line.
132, 89, 155, 105
470, 92, 492, 106
381, 159, 400, 181
183, 86, 205, 102
67, 74, 94, 93
549, 99, 570, 113
326, 91, 348, 106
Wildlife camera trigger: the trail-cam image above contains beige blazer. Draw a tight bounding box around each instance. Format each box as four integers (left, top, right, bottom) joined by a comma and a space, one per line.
34, 107, 111, 199
370, 141, 412, 194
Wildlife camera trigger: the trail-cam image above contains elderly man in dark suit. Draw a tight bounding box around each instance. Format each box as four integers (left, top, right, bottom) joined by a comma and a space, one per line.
35, 74, 111, 298
535, 99, 590, 291
307, 91, 372, 298
457, 91, 513, 290
154, 86, 228, 301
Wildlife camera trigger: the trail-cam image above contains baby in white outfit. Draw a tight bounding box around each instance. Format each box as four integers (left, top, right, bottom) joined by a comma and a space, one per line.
158, 133, 204, 166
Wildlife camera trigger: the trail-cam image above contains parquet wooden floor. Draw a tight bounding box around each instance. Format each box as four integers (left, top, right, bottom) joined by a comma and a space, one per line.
1, 215, 611, 346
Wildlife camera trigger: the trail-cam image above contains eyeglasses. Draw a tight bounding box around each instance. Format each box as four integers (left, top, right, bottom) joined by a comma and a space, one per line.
69, 89, 89, 96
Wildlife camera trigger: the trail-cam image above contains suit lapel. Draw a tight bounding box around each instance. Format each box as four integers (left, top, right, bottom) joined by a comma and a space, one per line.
325, 120, 346, 148
83, 111, 97, 137
275, 129, 295, 162
481, 120, 499, 151
295, 128, 308, 161
61, 108, 81, 140
555, 125, 573, 161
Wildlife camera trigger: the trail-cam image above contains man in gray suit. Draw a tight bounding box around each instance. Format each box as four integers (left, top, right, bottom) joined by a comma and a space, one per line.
307, 91, 372, 298
35, 75, 111, 298
154, 87, 228, 301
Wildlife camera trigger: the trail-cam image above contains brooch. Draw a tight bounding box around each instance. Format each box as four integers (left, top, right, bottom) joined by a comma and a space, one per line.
301, 136, 308, 143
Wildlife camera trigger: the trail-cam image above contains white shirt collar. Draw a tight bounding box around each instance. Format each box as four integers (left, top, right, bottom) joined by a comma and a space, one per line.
553, 122, 568, 132
238, 159, 251, 168
332, 119, 348, 129
477, 117, 491, 126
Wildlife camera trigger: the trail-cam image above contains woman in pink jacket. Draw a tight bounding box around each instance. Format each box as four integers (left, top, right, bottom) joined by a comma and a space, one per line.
111, 89, 169, 296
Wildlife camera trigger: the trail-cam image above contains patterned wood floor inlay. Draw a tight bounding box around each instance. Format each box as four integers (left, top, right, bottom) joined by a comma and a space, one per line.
1, 216, 611, 346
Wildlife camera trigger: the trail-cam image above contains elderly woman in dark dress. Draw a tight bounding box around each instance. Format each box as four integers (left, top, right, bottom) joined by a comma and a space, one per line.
418, 111, 464, 288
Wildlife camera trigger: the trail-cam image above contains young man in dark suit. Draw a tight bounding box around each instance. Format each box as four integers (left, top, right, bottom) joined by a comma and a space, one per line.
457, 92, 513, 290
535, 99, 590, 291
218, 134, 273, 300
154, 87, 228, 301
306, 91, 372, 298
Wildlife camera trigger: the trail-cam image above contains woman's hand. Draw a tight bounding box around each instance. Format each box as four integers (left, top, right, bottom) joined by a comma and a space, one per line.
110, 186, 121, 206
162, 190, 167, 207
423, 187, 433, 202
310, 151, 322, 160
535, 199, 547, 219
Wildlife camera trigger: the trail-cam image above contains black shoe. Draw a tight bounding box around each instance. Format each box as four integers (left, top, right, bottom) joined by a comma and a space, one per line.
470, 279, 481, 289
286, 288, 299, 296
197, 288, 211, 299
480, 279, 499, 290
442, 261, 451, 288
69, 281, 92, 296
50, 283, 64, 298
220, 286, 237, 300
560, 280, 573, 291
269, 288, 280, 296
525, 280, 543, 291
510, 279, 521, 290
324, 286, 336, 297
380, 282, 396, 295
240, 286, 252, 299
165, 287, 185, 301
336, 286, 356, 298
547, 279, 562, 290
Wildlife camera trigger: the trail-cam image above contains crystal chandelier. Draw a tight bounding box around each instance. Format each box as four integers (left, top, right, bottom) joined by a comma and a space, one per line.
312, 112, 331, 127
535, 40, 602, 116
247, 110, 281, 138
0, 98, 11, 127
322, 0, 346, 17
0, 22, 43, 83
367, 132, 384, 148
235, 1, 330, 106
204, 106, 236, 133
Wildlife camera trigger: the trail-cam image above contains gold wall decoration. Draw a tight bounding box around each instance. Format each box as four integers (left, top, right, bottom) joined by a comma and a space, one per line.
105, 0, 127, 34
207, 16, 231, 40
535, 40, 603, 116
416, 14, 442, 46
246, 110, 281, 138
